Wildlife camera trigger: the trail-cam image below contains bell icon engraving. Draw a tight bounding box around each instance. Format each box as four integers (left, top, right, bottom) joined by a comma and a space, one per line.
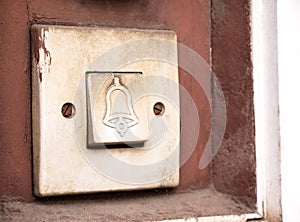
103, 76, 139, 137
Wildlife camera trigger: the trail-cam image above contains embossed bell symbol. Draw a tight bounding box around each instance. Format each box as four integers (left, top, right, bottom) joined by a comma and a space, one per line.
103, 76, 139, 137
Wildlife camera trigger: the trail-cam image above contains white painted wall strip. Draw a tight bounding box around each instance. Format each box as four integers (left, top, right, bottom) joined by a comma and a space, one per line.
159, 213, 262, 222
277, 1, 300, 221
252, 0, 282, 220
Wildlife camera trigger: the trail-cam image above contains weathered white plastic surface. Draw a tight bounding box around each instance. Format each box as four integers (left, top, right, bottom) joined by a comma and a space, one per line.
31, 25, 180, 196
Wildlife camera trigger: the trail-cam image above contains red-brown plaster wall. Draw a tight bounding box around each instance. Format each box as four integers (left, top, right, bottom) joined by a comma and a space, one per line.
211, 0, 256, 203
0, 0, 32, 201
0, 0, 211, 201
0, 0, 256, 204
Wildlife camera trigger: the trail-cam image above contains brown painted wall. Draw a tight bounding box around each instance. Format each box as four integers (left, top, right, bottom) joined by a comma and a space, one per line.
0, 0, 211, 201
0, 0, 32, 201
0, 0, 256, 204
211, 0, 256, 204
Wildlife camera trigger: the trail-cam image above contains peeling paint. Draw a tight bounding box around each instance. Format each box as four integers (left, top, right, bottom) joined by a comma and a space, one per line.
32, 27, 51, 82
39, 70, 42, 82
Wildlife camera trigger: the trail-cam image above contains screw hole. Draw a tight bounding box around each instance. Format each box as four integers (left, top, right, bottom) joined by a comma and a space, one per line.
61, 103, 75, 119
153, 102, 165, 116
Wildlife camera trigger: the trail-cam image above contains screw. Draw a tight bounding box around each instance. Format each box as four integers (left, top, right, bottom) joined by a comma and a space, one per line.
61, 103, 75, 118
153, 102, 165, 116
